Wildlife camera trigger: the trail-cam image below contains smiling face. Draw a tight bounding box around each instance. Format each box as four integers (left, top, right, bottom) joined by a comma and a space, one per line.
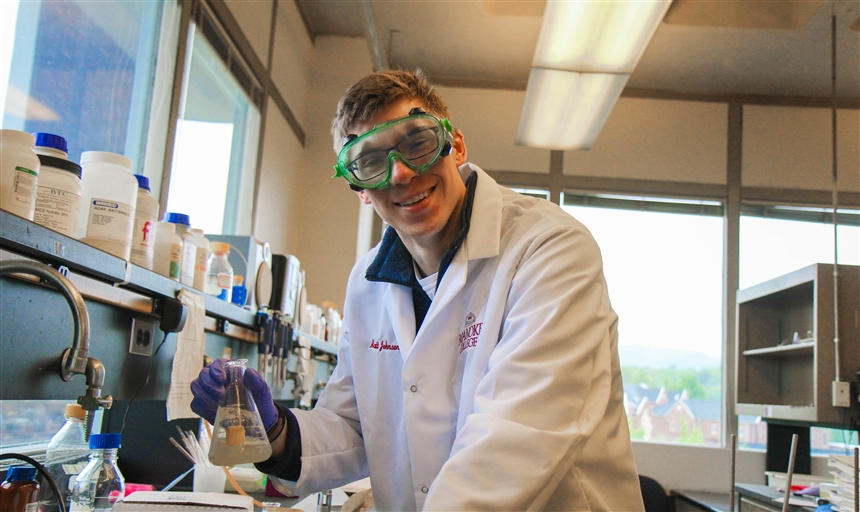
351, 98, 468, 259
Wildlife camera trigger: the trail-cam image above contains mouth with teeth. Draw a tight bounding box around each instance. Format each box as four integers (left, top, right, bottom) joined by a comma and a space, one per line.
396, 186, 434, 207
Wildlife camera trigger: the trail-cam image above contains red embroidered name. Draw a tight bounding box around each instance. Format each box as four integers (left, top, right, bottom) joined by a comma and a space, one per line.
458, 322, 483, 354
369, 339, 399, 352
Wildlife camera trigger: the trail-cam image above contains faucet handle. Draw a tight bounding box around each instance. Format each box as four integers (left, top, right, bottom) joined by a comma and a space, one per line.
78, 392, 113, 412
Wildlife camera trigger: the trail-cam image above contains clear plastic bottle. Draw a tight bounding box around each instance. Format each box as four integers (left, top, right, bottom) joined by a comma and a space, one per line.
190, 228, 210, 291
70, 433, 125, 511
32, 133, 83, 237
205, 242, 233, 302
153, 221, 182, 281
129, 175, 159, 270
0, 465, 40, 512
44, 404, 91, 510
163, 212, 196, 286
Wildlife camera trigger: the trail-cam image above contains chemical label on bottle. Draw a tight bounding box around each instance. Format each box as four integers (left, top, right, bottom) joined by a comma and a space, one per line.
13, 166, 38, 205
131, 218, 155, 260
195, 248, 208, 273
217, 274, 232, 289
25, 503, 38, 512
34, 186, 81, 236
169, 243, 182, 279
180, 243, 196, 286
85, 198, 134, 244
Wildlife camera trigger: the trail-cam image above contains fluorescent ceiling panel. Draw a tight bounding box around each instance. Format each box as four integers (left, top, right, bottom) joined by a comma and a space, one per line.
533, 0, 672, 73
516, 68, 629, 150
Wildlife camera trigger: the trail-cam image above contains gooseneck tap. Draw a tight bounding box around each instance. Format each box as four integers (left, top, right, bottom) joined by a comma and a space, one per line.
0, 259, 112, 438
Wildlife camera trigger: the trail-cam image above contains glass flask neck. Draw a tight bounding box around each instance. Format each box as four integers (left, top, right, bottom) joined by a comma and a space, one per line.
224, 359, 247, 384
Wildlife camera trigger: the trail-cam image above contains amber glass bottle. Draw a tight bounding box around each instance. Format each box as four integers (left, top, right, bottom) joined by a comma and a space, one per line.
0, 465, 41, 512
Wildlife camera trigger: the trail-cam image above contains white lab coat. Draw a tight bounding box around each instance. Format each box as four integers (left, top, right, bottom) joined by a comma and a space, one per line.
278, 164, 643, 511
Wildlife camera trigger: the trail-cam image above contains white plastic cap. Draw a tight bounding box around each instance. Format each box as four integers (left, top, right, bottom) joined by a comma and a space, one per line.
0, 129, 36, 146
80, 151, 132, 171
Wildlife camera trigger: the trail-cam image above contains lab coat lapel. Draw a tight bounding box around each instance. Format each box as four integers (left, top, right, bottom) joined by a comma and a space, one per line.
409, 164, 503, 356
383, 284, 415, 360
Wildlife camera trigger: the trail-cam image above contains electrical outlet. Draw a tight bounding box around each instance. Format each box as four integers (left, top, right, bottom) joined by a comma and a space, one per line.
130, 318, 157, 356
832, 380, 851, 408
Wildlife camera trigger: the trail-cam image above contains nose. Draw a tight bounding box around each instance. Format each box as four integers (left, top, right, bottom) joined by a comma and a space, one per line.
388, 156, 418, 186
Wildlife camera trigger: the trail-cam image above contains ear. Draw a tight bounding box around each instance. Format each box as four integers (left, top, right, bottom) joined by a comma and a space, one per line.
356, 190, 373, 205
451, 129, 467, 166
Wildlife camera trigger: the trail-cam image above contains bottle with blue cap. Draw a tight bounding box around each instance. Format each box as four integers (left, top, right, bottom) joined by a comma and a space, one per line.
32, 132, 83, 238
163, 212, 197, 286
70, 433, 125, 511
130, 175, 159, 270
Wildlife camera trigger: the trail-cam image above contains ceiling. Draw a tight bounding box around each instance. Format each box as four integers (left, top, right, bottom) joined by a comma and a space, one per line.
295, 0, 860, 99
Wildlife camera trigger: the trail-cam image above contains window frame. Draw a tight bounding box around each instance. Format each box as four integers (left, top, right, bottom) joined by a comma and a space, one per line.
158, 0, 265, 236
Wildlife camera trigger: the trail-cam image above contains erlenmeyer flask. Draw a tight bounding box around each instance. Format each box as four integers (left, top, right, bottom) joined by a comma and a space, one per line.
208, 359, 273, 466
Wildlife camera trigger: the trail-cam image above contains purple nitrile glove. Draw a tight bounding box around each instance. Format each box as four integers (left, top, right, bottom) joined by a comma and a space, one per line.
243, 367, 278, 432
190, 358, 228, 425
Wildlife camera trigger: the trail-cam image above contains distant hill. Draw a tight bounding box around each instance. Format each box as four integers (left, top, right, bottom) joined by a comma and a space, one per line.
618, 344, 721, 370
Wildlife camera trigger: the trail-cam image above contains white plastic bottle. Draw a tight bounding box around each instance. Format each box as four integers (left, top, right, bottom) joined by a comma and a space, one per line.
0, 129, 40, 220
33, 133, 83, 238
130, 175, 159, 270
163, 212, 196, 286
205, 242, 233, 302
190, 228, 210, 291
70, 433, 125, 511
44, 404, 90, 510
153, 221, 182, 281
78, 151, 138, 260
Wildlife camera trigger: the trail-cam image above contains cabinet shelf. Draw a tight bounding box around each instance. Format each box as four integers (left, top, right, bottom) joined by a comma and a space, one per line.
742, 343, 814, 358
735, 263, 859, 425
0, 209, 258, 329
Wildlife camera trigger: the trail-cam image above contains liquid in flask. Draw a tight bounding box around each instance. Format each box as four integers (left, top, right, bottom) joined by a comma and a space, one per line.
208, 359, 273, 466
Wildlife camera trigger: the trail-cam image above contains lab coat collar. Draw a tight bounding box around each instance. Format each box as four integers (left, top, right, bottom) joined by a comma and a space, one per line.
364, 170, 478, 286
457, 163, 502, 261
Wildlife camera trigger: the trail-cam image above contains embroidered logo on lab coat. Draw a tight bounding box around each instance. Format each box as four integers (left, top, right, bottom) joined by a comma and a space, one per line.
369, 339, 399, 352
458, 314, 482, 354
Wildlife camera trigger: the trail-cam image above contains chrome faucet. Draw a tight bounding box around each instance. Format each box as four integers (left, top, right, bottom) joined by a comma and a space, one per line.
0, 259, 113, 439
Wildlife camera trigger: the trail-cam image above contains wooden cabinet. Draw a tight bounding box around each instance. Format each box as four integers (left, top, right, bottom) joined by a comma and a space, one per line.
736, 263, 859, 425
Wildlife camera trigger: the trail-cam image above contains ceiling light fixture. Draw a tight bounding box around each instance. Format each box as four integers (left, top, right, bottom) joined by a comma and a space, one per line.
517, 0, 672, 150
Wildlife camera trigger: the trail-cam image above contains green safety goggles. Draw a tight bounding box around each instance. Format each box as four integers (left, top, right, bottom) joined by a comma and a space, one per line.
333, 108, 455, 190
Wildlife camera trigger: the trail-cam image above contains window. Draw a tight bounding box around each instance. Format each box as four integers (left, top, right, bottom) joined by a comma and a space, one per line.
0, 400, 67, 454
738, 206, 860, 453
1, 0, 171, 172
1, 0, 174, 453
562, 193, 724, 447
165, 7, 261, 236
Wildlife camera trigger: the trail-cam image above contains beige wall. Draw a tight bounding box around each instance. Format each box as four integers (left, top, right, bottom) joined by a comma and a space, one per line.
566, 98, 729, 184
254, 96, 303, 256
270, 0, 314, 126
744, 106, 860, 191
225, 0, 272, 65
293, 36, 373, 308
439, 87, 551, 173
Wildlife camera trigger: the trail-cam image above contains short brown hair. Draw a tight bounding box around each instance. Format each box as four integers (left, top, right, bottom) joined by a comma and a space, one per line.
330, 69, 450, 153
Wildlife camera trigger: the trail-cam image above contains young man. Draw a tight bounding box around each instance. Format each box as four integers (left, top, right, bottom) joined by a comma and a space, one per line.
191, 70, 644, 511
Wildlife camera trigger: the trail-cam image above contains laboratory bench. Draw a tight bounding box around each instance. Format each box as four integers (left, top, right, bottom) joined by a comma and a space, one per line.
672, 484, 813, 512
